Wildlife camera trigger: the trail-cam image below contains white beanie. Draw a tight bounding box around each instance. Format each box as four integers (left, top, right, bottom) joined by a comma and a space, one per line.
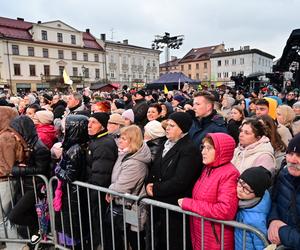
144, 120, 166, 139
34, 110, 54, 124
122, 109, 135, 123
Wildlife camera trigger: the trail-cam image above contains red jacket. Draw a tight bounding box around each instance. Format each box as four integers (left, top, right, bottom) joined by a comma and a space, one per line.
182, 133, 239, 250
36, 124, 57, 149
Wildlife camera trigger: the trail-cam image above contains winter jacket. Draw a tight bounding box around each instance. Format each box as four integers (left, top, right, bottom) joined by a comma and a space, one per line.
51, 99, 67, 119
232, 136, 276, 175
132, 98, 149, 127
227, 119, 242, 146
147, 134, 201, 250
235, 191, 271, 250
277, 124, 293, 148
87, 132, 118, 187
146, 136, 167, 163
36, 123, 57, 149
10, 116, 50, 179
0, 107, 24, 176
182, 133, 239, 250
109, 142, 151, 231
55, 115, 90, 242
189, 110, 228, 148
268, 167, 300, 249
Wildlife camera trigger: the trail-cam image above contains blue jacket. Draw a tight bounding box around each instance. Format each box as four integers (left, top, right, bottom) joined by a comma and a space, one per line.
189, 110, 227, 148
235, 191, 271, 250
268, 167, 300, 249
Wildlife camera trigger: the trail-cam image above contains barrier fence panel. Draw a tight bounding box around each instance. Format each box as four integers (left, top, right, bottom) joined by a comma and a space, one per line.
0, 175, 271, 250
0, 175, 54, 249
47, 177, 270, 250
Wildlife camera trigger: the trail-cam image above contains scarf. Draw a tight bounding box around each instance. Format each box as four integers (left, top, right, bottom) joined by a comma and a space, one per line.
239, 197, 261, 209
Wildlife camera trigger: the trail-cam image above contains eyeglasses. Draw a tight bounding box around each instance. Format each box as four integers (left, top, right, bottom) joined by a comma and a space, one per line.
237, 179, 254, 195
200, 144, 214, 152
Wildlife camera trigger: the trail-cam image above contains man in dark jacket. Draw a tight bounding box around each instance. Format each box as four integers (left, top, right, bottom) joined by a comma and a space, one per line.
87, 112, 118, 248
132, 90, 149, 127
51, 94, 67, 119
268, 133, 300, 249
189, 91, 227, 148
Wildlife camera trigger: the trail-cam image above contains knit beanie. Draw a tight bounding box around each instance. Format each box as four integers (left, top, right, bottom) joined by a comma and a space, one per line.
168, 112, 192, 133
122, 109, 135, 123
34, 110, 54, 124
144, 120, 166, 139
287, 132, 300, 154
240, 166, 271, 197
90, 112, 109, 128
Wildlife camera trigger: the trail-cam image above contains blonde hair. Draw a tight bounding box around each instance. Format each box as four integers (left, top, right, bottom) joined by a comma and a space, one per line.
120, 125, 143, 153
276, 105, 296, 126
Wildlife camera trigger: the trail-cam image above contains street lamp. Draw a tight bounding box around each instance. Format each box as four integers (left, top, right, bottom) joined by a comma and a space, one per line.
151, 32, 184, 72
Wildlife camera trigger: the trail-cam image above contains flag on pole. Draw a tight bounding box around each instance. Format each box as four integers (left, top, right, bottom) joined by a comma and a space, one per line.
63, 69, 73, 85
164, 84, 169, 94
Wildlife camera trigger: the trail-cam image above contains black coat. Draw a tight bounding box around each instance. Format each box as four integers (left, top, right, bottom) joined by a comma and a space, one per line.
227, 119, 242, 146
146, 136, 167, 163
147, 134, 201, 250
86, 133, 118, 187
148, 134, 201, 205
51, 100, 67, 119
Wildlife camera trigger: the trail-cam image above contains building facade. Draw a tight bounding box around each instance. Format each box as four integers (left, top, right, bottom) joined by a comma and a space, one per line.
178, 44, 225, 83
0, 16, 160, 93
102, 37, 160, 88
0, 16, 106, 93
159, 56, 181, 75
210, 46, 275, 84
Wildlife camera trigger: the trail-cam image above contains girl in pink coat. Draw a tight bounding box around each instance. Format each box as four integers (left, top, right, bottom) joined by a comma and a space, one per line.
178, 132, 239, 250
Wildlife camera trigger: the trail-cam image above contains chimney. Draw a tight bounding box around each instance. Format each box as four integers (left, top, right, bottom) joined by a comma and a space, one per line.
17, 17, 24, 21
86, 28, 90, 33
37, 21, 41, 24
101, 33, 106, 41
123, 39, 128, 45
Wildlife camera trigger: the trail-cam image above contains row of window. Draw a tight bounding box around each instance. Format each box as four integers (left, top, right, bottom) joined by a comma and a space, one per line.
181, 63, 208, 71
41, 30, 76, 44
13, 64, 100, 79
110, 55, 157, 67
217, 71, 244, 78
217, 58, 245, 66
11, 45, 100, 62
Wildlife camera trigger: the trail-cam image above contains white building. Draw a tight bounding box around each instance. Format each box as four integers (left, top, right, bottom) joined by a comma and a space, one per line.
0, 16, 106, 93
210, 46, 275, 84
100, 35, 161, 88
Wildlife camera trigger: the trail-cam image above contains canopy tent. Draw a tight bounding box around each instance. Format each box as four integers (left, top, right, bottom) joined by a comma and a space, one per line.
146, 72, 200, 90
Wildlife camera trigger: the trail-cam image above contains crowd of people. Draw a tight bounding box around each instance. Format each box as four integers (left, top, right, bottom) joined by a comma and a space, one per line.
0, 83, 300, 250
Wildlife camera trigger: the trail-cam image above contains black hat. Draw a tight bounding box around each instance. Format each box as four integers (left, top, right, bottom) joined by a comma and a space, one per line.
287, 133, 300, 154
168, 112, 192, 133
240, 166, 271, 197
90, 112, 109, 128
135, 90, 145, 97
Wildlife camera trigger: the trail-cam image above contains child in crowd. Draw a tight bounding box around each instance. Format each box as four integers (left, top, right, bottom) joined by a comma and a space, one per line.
235, 166, 272, 250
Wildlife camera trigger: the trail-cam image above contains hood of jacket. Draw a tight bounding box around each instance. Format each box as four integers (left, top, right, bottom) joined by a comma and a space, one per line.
0, 106, 18, 131
206, 132, 236, 167
62, 114, 89, 149
126, 142, 151, 165
10, 115, 38, 147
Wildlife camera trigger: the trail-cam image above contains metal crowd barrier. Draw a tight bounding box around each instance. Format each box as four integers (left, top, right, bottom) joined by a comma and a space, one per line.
48, 177, 270, 250
0, 175, 54, 249
0, 175, 271, 250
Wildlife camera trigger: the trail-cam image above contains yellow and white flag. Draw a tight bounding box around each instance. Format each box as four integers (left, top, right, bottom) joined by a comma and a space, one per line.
63, 69, 73, 85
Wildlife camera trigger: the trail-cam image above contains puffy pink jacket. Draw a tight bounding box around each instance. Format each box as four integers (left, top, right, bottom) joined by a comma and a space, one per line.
182, 133, 239, 250
36, 124, 57, 149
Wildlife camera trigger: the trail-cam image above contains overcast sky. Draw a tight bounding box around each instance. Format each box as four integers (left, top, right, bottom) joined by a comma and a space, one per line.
1, 0, 300, 62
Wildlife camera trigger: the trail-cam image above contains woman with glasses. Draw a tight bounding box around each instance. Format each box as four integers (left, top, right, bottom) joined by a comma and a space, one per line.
232, 118, 276, 175
178, 132, 239, 250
